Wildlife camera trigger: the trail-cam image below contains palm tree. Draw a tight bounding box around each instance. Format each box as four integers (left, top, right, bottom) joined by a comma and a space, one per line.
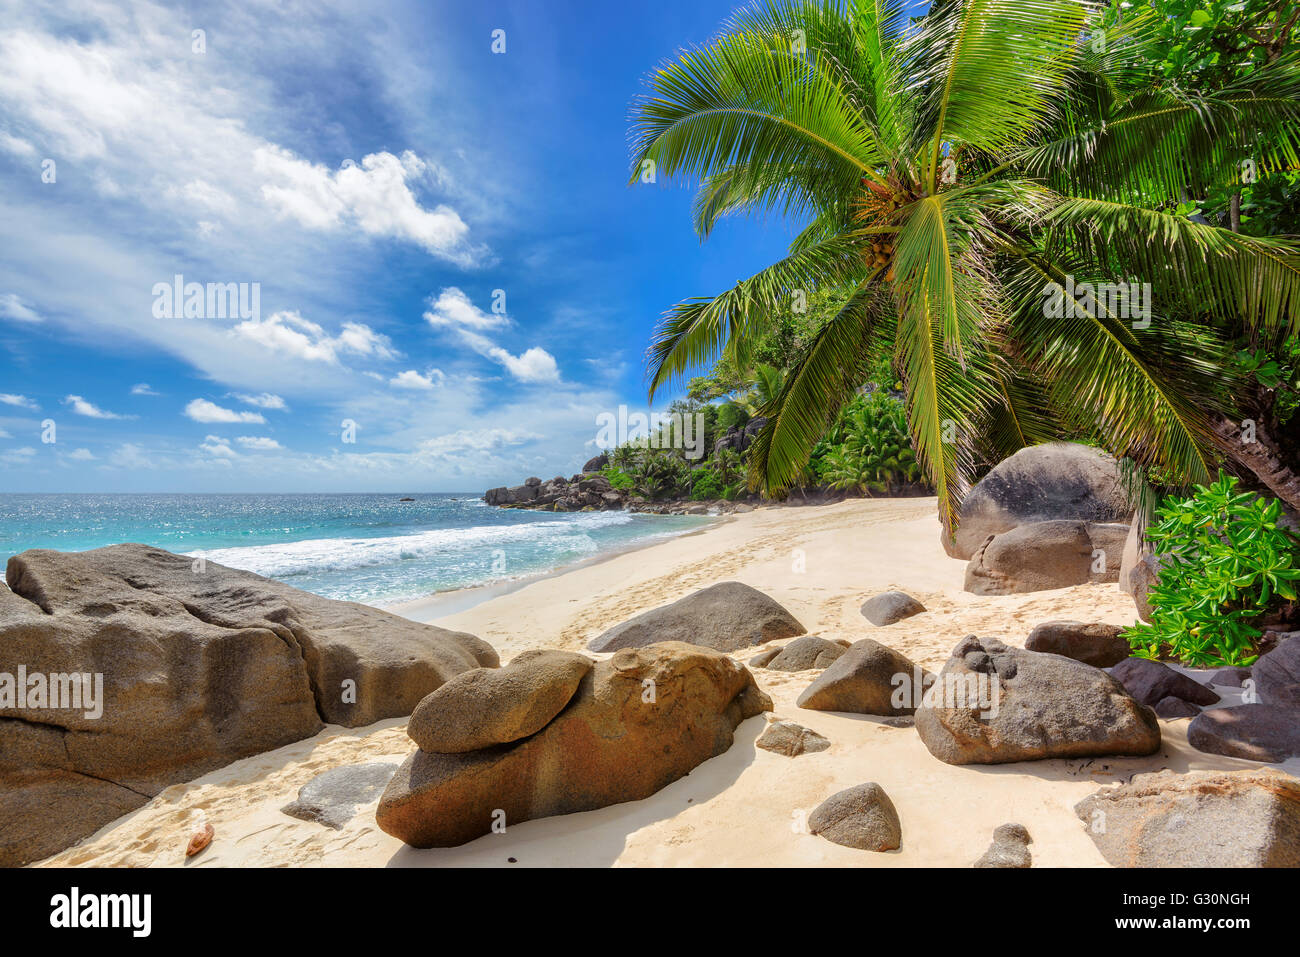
629, 0, 1300, 531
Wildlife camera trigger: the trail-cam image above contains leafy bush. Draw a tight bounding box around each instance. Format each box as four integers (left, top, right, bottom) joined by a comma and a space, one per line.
811, 391, 920, 494
601, 465, 635, 491
1123, 473, 1300, 667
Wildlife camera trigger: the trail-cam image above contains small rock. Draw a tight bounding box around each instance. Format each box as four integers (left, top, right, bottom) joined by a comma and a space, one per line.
748, 648, 780, 668
860, 591, 926, 626
1024, 620, 1129, 668
186, 822, 214, 858
761, 635, 849, 671
808, 783, 901, 852
974, 823, 1032, 868
1208, 666, 1252, 688
1109, 657, 1220, 707
281, 762, 400, 829
1154, 696, 1200, 719
1187, 704, 1300, 762
756, 721, 830, 757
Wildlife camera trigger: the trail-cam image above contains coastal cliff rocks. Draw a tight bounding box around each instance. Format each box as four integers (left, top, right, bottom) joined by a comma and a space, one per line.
376, 642, 772, 847
485, 474, 630, 512
406, 650, 592, 754
943, 442, 1133, 560
796, 638, 931, 715
974, 823, 1033, 868
860, 590, 926, 626
963, 520, 1126, 595
1108, 657, 1220, 708
0, 544, 497, 867
587, 581, 805, 653
757, 635, 849, 672
914, 637, 1161, 765
807, 783, 901, 851
1074, 769, 1300, 867
1187, 705, 1300, 762
1024, 620, 1129, 668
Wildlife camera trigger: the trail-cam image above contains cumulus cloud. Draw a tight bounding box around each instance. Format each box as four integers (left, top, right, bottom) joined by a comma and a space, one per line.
66, 447, 95, 461
0, 292, 42, 323
236, 435, 282, 450
199, 435, 237, 459
389, 369, 444, 390
64, 394, 124, 419
233, 392, 287, 410
0, 393, 38, 410
230, 311, 397, 365
424, 287, 560, 384
184, 398, 266, 424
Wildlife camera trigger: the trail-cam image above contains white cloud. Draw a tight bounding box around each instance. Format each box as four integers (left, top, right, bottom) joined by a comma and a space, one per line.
199, 435, 237, 459
229, 311, 397, 365
64, 394, 124, 419
66, 447, 95, 461
130, 383, 159, 396
0, 130, 35, 157
0, 393, 38, 410
184, 398, 266, 424
0, 428, 10, 438
233, 392, 287, 410
254, 148, 484, 266
389, 369, 443, 390
424, 287, 560, 384
236, 435, 282, 450
0, 292, 42, 323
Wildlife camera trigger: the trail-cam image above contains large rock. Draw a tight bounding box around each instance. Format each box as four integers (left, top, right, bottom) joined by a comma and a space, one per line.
1108, 657, 1220, 707
760, 635, 848, 672
860, 591, 926, 626
944, 443, 1133, 560
914, 636, 1161, 765
407, 650, 592, 754
588, 581, 805, 653
1075, 769, 1300, 867
1024, 620, 1130, 668
807, 783, 901, 852
0, 544, 497, 867
964, 521, 1095, 595
1254, 638, 1300, 708
796, 638, 931, 715
376, 642, 772, 847
1187, 705, 1300, 762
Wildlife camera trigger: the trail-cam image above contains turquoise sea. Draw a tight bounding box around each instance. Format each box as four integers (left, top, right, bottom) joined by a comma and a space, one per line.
0, 494, 713, 606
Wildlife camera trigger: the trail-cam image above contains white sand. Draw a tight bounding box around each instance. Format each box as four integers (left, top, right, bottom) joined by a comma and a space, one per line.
38, 497, 1290, 868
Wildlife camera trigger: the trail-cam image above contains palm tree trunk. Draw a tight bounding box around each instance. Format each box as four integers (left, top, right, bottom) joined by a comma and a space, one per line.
1213, 414, 1300, 513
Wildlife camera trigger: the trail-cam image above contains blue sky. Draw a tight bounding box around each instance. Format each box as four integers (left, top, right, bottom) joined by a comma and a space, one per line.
0, 0, 803, 492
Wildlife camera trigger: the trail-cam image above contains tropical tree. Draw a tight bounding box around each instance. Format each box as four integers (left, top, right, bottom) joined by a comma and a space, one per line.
629, 0, 1300, 533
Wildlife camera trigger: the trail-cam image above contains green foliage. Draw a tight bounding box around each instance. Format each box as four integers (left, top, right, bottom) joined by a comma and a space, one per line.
1230, 340, 1300, 424
811, 390, 921, 494
1123, 473, 1300, 666
600, 465, 636, 491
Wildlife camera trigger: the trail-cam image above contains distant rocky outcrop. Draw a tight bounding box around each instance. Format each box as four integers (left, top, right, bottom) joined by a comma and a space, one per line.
587, 581, 805, 654
1075, 769, 1300, 867
0, 544, 497, 867
944, 442, 1133, 560
376, 642, 772, 847
485, 473, 629, 512
714, 416, 767, 456
914, 636, 1160, 765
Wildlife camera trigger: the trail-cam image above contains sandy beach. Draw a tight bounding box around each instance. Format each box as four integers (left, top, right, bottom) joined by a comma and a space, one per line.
35, 496, 1292, 868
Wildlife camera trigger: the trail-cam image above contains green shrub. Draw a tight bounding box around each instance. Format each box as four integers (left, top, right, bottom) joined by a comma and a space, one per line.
1122, 473, 1300, 667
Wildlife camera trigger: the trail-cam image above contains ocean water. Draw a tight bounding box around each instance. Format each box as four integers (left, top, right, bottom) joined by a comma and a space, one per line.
0, 494, 713, 606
